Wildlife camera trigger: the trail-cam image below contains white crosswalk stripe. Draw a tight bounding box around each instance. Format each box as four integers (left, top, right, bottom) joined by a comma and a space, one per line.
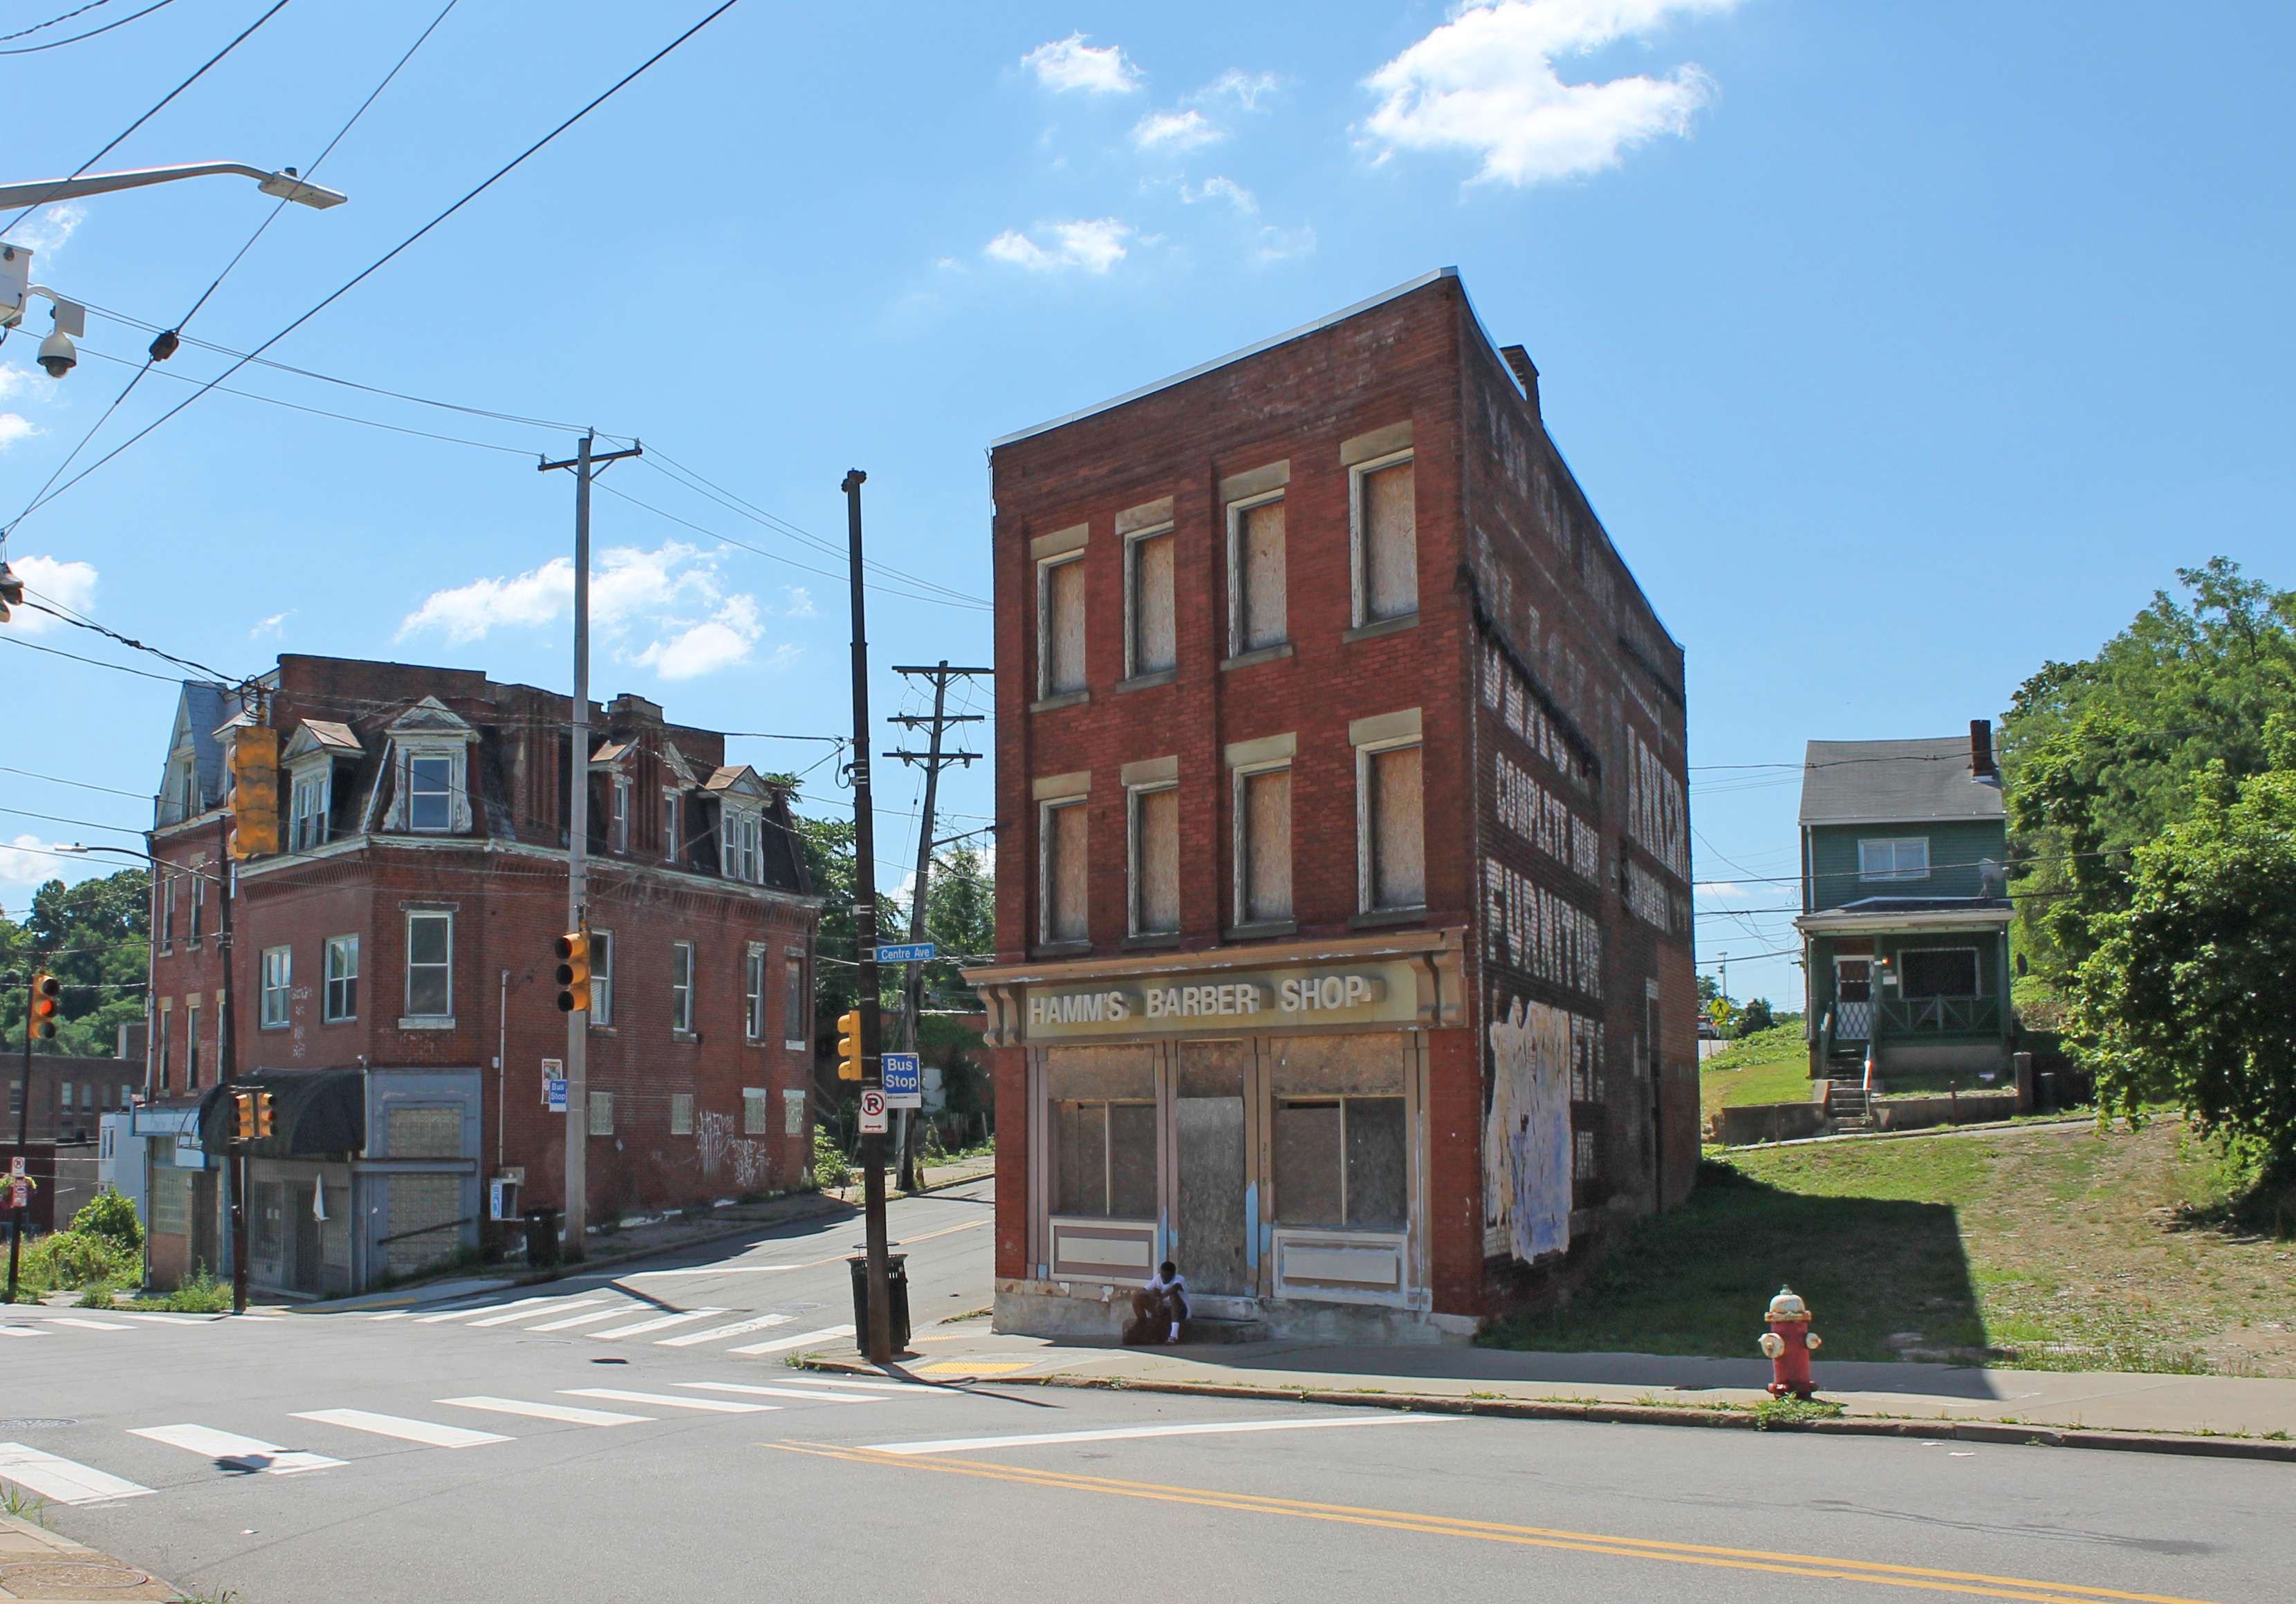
291, 1410, 512, 1448
560, 1388, 776, 1415
729, 1324, 855, 1356
470, 1298, 602, 1327
131, 1424, 344, 1474
759, 1375, 959, 1397
676, 1382, 880, 1404
589, 1308, 728, 1340
655, 1312, 794, 1347
50, 1316, 134, 1330
0, 1442, 153, 1504
437, 1396, 652, 1426
0, 1325, 47, 1339
526, 1303, 643, 1332
117, 1312, 209, 1325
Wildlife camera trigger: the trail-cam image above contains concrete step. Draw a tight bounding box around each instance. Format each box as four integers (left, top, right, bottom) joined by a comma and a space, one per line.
1182, 1316, 1271, 1345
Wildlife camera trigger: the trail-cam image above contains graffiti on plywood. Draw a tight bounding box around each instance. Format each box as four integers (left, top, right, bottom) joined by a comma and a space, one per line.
1485, 993, 1575, 1264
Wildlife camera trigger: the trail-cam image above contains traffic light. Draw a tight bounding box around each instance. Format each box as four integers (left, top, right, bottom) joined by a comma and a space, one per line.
233, 1090, 257, 1142
28, 972, 59, 1041
835, 1009, 864, 1081
0, 560, 20, 624
229, 725, 279, 859
253, 1091, 277, 1140
555, 930, 591, 1014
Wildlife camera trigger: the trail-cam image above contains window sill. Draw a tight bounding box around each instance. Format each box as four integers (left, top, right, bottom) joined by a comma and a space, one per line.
1120, 932, 1181, 950
398, 1016, 456, 1031
1031, 690, 1092, 714
1114, 669, 1178, 694
1343, 613, 1419, 644
672, 1030, 701, 1045
1223, 920, 1297, 941
783, 1041, 808, 1052
322, 1017, 356, 1027
588, 1024, 618, 1038
1032, 940, 1093, 959
1349, 907, 1427, 930
1219, 643, 1293, 672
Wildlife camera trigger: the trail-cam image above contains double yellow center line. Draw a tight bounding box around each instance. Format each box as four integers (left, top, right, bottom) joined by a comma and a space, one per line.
773, 1442, 2225, 1604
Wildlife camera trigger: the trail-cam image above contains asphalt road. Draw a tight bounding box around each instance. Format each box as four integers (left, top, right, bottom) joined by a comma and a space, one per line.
6, 1178, 2291, 1604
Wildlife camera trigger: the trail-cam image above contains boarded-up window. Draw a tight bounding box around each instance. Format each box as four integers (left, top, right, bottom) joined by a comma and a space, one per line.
1054, 1100, 1158, 1218
1041, 556, 1086, 696
387, 1173, 463, 1276
743, 1088, 770, 1135
670, 1092, 694, 1135
1129, 530, 1176, 676
1043, 799, 1089, 944
1273, 1097, 1407, 1229
387, 1105, 462, 1158
1366, 745, 1425, 909
1239, 767, 1293, 924
1360, 460, 1416, 621
1131, 786, 1179, 935
588, 1090, 614, 1136
1233, 499, 1286, 652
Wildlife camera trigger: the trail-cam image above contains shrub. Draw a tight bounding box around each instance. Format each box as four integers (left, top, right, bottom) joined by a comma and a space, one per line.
71, 1186, 143, 1253
23, 1228, 140, 1291
813, 1127, 853, 1190
128, 1269, 232, 1314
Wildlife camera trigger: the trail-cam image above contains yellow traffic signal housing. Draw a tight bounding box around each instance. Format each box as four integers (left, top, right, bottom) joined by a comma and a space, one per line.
232, 1090, 257, 1142
229, 725, 280, 859
28, 973, 59, 1041
253, 1091, 277, 1140
555, 930, 591, 1014
835, 1009, 864, 1081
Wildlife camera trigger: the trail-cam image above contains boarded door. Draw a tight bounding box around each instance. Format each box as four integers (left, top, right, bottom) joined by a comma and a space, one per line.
1176, 1042, 1250, 1296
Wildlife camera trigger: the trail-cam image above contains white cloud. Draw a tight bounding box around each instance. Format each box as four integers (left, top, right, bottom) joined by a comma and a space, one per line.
1696, 882, 1752, 901
634, 596, 766, 680
1134, 108, 1223, 152
1251, 223, 1317, 263
6, 203, 86, 257
1201, 68, 1281, 110
1363, 0, 1737, 186
1021, 32, 1140, 94
783, 586, 816, 618
1185, 176, 1259, 213
984, 218, 1133, 274
0, 832, 73, 895
398, 555, 573, 644
0, 413, 32, 448
250, 610, 294, 639
6, 552, 98, 634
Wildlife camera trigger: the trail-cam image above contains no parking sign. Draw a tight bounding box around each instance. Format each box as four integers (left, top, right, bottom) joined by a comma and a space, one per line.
858, 1088, 888, 1135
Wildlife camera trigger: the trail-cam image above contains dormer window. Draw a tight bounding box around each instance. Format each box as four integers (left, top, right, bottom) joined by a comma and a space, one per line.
720, 805, 763, 884
408, 756, 454, 831
382, 696, 476, 835
611, 777, 631, 852
290, 769, 331, 850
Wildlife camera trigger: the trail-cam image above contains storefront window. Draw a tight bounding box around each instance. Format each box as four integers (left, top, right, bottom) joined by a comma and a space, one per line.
1054, 1100, 1156, 1218
1274, 1096, 1406, 1229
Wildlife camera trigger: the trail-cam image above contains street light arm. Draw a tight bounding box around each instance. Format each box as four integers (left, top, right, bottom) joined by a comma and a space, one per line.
0, 162, 347, 212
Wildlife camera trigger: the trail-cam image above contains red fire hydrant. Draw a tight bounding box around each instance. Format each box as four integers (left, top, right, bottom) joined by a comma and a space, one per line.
1758, 1286, 1822, 1399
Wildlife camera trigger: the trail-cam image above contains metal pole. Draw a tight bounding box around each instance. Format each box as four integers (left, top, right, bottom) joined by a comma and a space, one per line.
8, 967, 31, 1302
844, 469, 892, 1365
220, 813, 245, 1315
564, 431, 593, 1263
896, 664, 952, 1193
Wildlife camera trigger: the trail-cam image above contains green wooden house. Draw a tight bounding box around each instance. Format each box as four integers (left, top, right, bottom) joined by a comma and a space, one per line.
1795, 722, 2015, 1094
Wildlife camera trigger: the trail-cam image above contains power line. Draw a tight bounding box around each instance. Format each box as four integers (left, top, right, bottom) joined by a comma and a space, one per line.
1, 631, 186, 684
15, 592, 248, 684
0, 0, 178, 55
0, 765, 148, 801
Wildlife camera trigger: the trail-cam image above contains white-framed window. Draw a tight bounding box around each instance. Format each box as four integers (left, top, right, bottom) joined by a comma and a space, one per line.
783, 952, 808, 1050
406, 754, 455, 832
288, 767, 331, 850
663, 792, 681, 863
588, 1091, 614, 1136
185, 1000, 201, 1087
1040, 796, 1090, 945
1233, 764, 1293, 926
190, 865, 205, 942
1038, 552, 1087, 697
671, 941, 696, 1034
590, 929, 615, 1027
719, 806, 764, 884
260, 945, 292, 1028
324, 934, 358, 1023
1351, 451, 1417, 625
743, 1087, 770, 1136
1358, 740, 1426, 912
405, 911, 453, 1019
1858, 837, 1930, 882
744, 944, 767, 1041
161, 871, 177, 946
1129, 783, 1180, 936
669, 1092, 694, 1136
1125, 523, 1176, 678
1227, 492, 1287, 655
610, 777, 631, 852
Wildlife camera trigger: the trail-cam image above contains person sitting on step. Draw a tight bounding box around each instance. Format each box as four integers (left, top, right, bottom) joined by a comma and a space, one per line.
1125, 1260, 1189, 1345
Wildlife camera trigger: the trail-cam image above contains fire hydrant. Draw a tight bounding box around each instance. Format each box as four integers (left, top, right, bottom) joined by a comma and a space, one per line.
1757, 1285, 1823, 1399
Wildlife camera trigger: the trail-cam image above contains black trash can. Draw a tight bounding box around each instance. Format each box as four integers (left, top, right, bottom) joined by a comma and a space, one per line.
846, 1252, 910, 1354
524, 1208, 562, 1269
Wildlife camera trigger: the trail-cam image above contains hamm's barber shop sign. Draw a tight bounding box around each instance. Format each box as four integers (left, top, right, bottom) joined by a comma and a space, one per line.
1021, 960, 1424, 1041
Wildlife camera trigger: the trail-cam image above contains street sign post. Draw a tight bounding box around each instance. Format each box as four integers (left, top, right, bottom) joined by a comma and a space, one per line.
882, 1052, 922, 1109
858, 1088, 889, 1135
875, 942, 935, 964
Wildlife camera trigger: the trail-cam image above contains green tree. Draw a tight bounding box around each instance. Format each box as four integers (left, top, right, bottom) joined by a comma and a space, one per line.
1737, 997, 1775, 1036
1, 868, 149, 1056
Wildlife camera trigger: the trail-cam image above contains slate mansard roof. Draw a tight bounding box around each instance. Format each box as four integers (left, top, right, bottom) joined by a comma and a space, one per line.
1797, 738, 2006, 828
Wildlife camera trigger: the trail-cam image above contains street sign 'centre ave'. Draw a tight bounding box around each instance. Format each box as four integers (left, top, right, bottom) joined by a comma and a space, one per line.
875, 942, 935, 963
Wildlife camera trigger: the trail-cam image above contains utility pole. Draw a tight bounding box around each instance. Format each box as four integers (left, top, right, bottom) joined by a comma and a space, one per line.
843, 470, 894, 1365
8, 966, 34, 1302
886, 662, 988, 1191
541, 432, 642, 1262
219, 811, 246, 1314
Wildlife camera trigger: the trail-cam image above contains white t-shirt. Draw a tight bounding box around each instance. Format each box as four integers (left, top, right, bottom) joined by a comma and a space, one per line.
1144, 1271, 1187, 1297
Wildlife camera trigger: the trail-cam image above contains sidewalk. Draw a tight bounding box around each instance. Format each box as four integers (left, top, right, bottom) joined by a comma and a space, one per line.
0, 1514, 185, 1601
804, 1323, 2296, 1458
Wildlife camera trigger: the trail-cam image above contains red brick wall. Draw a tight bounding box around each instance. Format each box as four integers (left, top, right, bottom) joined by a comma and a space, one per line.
990, 1045, 1028, 1281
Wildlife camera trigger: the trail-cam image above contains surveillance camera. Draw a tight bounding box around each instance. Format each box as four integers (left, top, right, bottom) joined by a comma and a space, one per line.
36, 328, 75, 378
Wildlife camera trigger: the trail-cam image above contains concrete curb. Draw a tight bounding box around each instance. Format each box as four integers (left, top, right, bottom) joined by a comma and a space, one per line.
802, 1361, 2296, 1465
0, 1513, 187, 1601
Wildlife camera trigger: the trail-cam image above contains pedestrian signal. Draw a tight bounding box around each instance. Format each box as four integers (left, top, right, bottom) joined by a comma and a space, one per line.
555, 930, 591, 1014
836, 1009, 863, 1081
228, 725, 280, 859
28, 972, 59, 1040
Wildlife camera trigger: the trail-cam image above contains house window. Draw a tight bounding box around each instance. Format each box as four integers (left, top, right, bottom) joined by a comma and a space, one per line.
60, 1082, 73, 1112
156, 1002, 172, 1091
1040, 798, 1090, 945
185, 1000, 201, 1088
1360, 743, 1426, 911
669, 1092, 694, 1136
1272, 1097, 1407, 1228
663, 794, 681, 863
1858, 837, 1929, 882
1126, 525, 1176, 678
1234, 765, 1293, 925
1900, 948, 1979, 998
1229, 496, 1287, 654
1052, 1099, 1157, 1218
610, 778, 631, 852
1575, 1127, 1599, 1181
1353, 455, 1417, 624
405, 911, 453, 1019
407, 755, 454, 832
671, 941, 696, 1034
190, 867, 205, 942
1129, 785, 1180, 936
259, 946, 291, 1028
161, 873, 177, 946
743, 1087, 771, 1136
720, 808, 763, 884
590, 929, 615, 1027
1039, 553, 1086, 697
745, 945, 767, 1041
588, 1091, 614, 1136
783, 954, 808, 1050
289, 769, 330, 850
325, 935, 359, 1023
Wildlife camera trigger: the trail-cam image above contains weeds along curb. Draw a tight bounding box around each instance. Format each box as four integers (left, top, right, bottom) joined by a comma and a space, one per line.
804, 1361, 2296, 1466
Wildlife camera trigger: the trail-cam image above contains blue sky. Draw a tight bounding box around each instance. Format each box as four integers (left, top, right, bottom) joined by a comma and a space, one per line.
2, 1, 2289, 1009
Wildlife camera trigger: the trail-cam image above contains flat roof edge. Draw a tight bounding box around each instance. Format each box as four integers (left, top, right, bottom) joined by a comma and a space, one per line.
990, 267, 1459, 449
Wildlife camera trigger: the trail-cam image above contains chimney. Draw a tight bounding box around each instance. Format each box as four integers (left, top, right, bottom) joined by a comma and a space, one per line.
1499, 344, 1540, 416
1970, 718, 1996, 779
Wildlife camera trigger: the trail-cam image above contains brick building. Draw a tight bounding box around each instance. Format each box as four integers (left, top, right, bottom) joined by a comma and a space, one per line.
141, 655, 820, 1294
965, 270, 1696, 1344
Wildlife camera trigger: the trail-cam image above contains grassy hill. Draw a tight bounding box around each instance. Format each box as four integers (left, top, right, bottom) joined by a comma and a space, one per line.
1698, 1023, 1814, 1124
